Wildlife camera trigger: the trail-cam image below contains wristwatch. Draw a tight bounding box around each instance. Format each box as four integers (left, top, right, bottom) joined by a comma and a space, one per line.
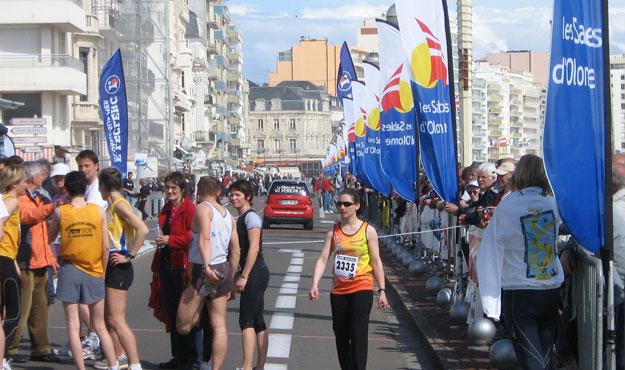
378, 288, 386, 294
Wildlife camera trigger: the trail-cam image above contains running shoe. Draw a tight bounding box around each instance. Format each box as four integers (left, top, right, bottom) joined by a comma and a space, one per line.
199, 361, 212, 370
2, 359, 12, 370
82, 346, 102, 360
94, 357, 128, 369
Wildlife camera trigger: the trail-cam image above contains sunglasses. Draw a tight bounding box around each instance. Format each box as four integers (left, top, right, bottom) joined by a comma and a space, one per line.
335, 201, 355, 208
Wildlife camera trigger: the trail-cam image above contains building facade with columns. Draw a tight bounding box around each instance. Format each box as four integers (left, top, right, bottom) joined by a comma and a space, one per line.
248, 81, 332, 176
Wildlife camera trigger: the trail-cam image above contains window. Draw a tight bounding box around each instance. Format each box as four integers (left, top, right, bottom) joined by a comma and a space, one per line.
289, 118, 296, 130
230, 125, 238, 134
273, 118, 280, 130
289, 138, 297, 151
79, 47, 89, 102
257, 119, 263, 130
256, 139, 265, 151
273, 139, 281, 152
1, 93, 42, 124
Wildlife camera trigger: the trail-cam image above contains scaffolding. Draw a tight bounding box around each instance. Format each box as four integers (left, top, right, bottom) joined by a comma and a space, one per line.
95, 0, 173, 175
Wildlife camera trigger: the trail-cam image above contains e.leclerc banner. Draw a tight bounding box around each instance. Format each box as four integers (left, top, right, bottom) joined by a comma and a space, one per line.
544, 0, 607, 253
337, 41, 357, 101
352, 81, 373, 188
377, 19, 418, 201
99, 49, 129, 174
362, 61, 391, 196
396, 0, 458, 203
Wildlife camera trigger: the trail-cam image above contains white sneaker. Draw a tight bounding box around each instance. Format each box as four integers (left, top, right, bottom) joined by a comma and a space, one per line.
199, 361, 212, 370
94, 356, 129, 369
3, 359, 12, 370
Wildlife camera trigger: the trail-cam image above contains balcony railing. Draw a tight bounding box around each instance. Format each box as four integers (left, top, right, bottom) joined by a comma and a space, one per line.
85, 14, 100, 34
194, 131, 215, 143
0, 54, 83, 71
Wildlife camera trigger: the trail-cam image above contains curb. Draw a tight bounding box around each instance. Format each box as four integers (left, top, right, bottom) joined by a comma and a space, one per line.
384, 263, 448, 370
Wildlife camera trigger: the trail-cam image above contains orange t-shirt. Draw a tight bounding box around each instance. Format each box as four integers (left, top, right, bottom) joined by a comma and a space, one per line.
330, 221, 373, 295
59, 203, 104, 278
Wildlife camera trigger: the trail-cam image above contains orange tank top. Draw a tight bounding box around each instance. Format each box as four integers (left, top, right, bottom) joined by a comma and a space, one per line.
59, 203, 104, 277
330, 221, 373, 294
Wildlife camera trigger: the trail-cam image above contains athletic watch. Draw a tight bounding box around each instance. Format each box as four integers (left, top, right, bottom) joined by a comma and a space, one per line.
377, 288, 386, 294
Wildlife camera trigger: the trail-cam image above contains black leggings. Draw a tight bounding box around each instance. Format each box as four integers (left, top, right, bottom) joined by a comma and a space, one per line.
239, 264, 269, 332
330, 290, 373, 370
0, 256, 20, 351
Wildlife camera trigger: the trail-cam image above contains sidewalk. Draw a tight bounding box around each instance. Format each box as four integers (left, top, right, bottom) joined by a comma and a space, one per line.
380, 242, 494, 370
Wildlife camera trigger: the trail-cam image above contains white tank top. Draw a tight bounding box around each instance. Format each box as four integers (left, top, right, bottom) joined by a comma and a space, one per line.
189, 201, 232, 265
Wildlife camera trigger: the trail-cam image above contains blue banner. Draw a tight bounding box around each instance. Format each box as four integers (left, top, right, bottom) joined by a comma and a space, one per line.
337, 42, 357, 101
362, 61, 391, 196
352, 81, 373, 189
396, 0, 458, 203
99, 49, 129, 175
544, 0, 607, 253
377, 19, 418, 201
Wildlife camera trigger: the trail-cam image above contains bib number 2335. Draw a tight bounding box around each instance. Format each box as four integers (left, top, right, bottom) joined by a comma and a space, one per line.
334, 255, 358, 279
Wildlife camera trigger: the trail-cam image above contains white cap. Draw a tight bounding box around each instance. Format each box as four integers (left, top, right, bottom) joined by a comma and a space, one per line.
50, 163, 70, 177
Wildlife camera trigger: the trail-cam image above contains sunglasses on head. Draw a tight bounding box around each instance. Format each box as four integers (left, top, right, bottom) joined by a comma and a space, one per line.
335, 201, 355, 208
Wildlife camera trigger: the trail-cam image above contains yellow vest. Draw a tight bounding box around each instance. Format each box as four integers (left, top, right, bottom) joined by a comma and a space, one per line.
107, 198, 135, 253
59, 203, 104, 277
0, 194, 20, 260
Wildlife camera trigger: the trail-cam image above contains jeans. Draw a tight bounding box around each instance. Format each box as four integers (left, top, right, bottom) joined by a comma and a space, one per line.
8, 267, 52, 356
502, 288, 560, 370
323, 192, 333, 212
330, 290, 373, 370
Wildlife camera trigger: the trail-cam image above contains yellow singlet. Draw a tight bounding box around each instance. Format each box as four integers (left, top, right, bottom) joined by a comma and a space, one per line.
107, 198, 135, 253
0, 194, 20, 260
59, 203, 104, 277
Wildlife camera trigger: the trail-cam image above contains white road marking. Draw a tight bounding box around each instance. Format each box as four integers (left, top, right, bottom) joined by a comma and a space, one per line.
279, 283, 299, 295
293, 252, 304, 258
287, 265, 302, 273
283, 274, 301, 282
290, 257, 304, 265
270, 312, 294, 330
275, 295, 297, 309
264, 364, 288, 370
267, 334, 292, 358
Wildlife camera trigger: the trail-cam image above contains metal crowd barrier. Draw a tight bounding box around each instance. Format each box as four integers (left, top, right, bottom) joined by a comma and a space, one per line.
572, 249, 604, 370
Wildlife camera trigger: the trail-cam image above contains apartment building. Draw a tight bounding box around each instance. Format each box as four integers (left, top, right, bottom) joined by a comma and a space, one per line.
611, 55, 625, 153
472, 61, 545, 162
0, 0, 87, 161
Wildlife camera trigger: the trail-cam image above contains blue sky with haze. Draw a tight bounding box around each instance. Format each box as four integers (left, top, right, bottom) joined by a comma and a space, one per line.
229, 0, 625, 84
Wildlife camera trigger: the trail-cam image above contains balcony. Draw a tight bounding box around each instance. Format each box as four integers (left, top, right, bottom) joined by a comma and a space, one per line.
213, 5, 231, 24
207, 61, 219, 80
73, 102, 99, 123
0, 0, 85, 32
174, 90, 191, 112
84, 14, 101, 35
207, 11, 219, 29
206, 39, 217, 55
194, 131, 215, 143
0, 54, 86, 94
95, 6, 119, 36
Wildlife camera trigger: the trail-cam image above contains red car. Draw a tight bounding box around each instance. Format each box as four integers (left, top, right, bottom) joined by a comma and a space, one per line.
263, 180, 314, 230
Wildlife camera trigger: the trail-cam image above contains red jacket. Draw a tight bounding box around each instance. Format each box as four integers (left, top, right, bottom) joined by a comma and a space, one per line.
151, 196, 195, 272
149, 196, 195, 331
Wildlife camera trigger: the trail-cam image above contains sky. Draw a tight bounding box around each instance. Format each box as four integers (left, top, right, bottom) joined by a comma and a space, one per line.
229, 0, 625, 84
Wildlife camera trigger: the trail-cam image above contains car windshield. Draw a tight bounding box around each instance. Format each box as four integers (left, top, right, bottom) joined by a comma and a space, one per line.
270, 183, 308, 196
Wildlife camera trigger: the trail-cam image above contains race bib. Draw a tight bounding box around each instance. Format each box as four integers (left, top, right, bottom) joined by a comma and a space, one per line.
334, 255, 358, 279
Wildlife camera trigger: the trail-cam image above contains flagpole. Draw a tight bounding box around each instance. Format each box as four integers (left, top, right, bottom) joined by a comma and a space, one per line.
441, 0, 460, 199
602, 0, 616, 367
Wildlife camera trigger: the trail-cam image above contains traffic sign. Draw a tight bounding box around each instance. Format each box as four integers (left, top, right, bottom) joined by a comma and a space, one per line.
11, 137, 46, 144
10, 126, 47, 136
21, 146, 42, 153
9, 118, 46, 126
